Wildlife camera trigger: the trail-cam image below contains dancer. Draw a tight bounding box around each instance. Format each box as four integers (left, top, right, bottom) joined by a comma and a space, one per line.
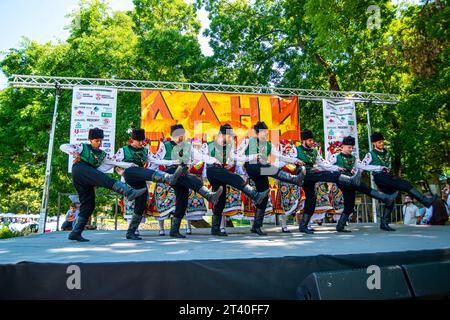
60, 128, 147, 242
152, 124, 223, 238
114, 128, 183, 240
359, 132, 437, 231
237, 121, 305, 235
328, 136, 398, 232
293, 129, 362, 234
201, 124, 270, 236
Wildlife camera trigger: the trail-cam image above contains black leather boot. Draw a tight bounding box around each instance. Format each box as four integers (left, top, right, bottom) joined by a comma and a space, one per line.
112, 181, 147, 201
275, 167, 306, 187
211, 215, 227, 236
380, 205, 396, 231
68, 216, 90, 242
336, 213, 351, 233
169, 217, 186, 238
126, 214, 143, 240
370, 189, 398, 206
338, 170, 362, 187
242, 184, 270, 205
197, 186, 223, 206
251, 209, 267, 236
408, 188, 437, 208
299, 214, 314, 234
151, 166, 183, 186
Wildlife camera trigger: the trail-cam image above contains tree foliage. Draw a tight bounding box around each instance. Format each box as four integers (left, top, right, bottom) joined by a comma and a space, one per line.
0, 0, 448, 213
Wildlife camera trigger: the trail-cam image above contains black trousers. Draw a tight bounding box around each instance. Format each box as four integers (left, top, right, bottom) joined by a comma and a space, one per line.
338, 182, 374, 216
123, 166, 157, 218
206, 165, 247, 216
373, 172, 414, 209
166, 165, 203, 219
72, 162, 117, 219
303, 170, 341, 216
244, 163, 279, 210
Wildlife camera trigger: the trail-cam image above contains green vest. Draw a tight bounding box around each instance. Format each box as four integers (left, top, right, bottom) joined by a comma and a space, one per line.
163, 140, 191, 163
244, 137, 272, 162
207, 141, 232, 165
122, 145, 148, 167
296, 145, 318, 168
369, 149, 392, 169
335, 153, 356, 176
80, 144, 106, 168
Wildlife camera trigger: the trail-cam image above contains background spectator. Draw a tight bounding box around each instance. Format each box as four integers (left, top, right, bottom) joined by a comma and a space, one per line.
402, 195, 420, 225
61, 203, 79, 231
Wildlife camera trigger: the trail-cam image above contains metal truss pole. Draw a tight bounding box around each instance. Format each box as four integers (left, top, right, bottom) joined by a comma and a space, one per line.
37, 82, 61, 233
365, 101, 378, 224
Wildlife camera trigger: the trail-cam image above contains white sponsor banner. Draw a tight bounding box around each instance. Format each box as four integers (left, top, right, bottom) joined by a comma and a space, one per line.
68, 86, 117, 173
322, 99, 360, 160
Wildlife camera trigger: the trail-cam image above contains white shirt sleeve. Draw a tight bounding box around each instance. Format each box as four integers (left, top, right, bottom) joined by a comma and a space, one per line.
150, 142, 178, 166
113, 148, 125, 162
327, 154, 338, 165
235, 138, 258, 163
316, 153, 340, 172
199, 143, 220, 165
357, 152, 384, 172
60, 144, 83, 155
271, 144, 297, 164
97, 154, 137, 173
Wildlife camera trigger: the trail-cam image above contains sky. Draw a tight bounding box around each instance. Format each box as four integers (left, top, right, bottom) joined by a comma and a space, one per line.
0, 0, 422, 88
0, 0, 212, 88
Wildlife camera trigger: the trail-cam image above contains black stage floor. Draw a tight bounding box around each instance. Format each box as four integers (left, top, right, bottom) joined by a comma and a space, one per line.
1, 224, 449, 299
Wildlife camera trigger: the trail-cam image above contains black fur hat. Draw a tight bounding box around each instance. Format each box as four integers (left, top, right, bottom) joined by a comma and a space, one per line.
300, 129, 314, 140
131, 128, 146, 141
219, 124, 234, 136
371, 132, 384, 143
342, 136, 356, 146
88, 128, 104, 140
170, 124, 185, 136
253, 121, 268, 133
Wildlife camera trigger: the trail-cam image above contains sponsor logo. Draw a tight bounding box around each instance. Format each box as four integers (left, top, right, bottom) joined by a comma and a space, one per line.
96, 94, 102, 101
76, 93, 82, 100
87, 119, 100, 122
101, 112, 112, 118
102, 118, 111, 125
75, 122, 82, 129
103, 143, 111, 148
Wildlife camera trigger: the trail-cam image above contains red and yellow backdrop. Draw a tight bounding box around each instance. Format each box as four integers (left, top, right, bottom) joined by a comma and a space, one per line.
141, 90, 300, 152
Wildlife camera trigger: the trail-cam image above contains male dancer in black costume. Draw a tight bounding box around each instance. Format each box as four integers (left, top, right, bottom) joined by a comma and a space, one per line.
60, 128, 148, 242
237, 121, 306, 235
152, 124, 223, 238
359, 132, 437, 231
114, 128, 183, 240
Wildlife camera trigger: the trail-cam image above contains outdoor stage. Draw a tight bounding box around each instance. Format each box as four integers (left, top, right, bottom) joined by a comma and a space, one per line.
1, 223, 449, 299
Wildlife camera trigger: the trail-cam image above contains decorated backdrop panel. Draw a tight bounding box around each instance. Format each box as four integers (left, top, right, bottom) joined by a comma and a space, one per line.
141, 91, 300, 151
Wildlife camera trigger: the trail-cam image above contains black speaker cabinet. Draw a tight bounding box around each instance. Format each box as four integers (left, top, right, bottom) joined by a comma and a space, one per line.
297, 265, 412, 300
402, 260, 450, 299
